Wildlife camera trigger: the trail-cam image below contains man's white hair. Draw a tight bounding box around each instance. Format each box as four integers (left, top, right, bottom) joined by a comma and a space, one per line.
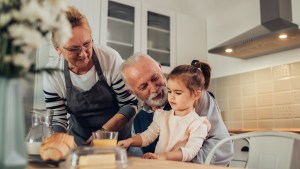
120, 52, 159, 89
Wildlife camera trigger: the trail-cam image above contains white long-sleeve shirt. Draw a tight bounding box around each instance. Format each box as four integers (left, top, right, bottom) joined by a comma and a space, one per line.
140, 109, 211, 162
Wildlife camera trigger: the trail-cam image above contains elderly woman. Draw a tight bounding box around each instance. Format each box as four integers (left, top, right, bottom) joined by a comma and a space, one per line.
43, 6, 138, 145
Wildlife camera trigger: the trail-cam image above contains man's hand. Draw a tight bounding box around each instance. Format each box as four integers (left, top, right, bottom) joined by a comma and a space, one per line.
102, 114, 128, 131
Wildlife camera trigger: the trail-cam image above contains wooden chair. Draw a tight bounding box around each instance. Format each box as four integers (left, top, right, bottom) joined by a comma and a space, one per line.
205, 131, 300, 169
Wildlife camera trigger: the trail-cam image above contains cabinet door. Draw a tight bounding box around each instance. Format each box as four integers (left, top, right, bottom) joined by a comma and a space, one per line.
141, 4, 176, 73
100, 0, 141, 60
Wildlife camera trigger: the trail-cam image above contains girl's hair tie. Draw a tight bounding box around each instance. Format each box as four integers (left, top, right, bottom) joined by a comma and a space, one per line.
191, 60, 202, 72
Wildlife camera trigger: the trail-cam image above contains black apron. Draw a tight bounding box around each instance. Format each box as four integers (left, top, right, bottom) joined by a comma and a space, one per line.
64, 50, 120, 145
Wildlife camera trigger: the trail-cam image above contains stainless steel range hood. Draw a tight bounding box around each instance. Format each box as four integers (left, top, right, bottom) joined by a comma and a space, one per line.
208, 0, 300, 59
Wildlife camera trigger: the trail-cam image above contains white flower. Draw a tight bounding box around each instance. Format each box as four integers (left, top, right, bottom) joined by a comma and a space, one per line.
8, 23, 43, 48
0, 13, 12, 27
0, 0, 71, 78
12, 54, 33, 70
3, 0, 71, 48
3, 55, 12, 63
0, 0, 11, 5
12, 0, 41, 23
48, 0, 68, 10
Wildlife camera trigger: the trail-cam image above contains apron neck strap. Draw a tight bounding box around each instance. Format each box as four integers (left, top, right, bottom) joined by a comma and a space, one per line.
64, 58, 72, 88
91, 48, 104, 78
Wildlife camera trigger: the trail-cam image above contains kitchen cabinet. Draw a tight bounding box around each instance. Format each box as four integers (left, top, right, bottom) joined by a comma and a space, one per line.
100, 0, 176, 73
100, 0, 141, 60
107, 1, 136, 59
141, 4, 176, 73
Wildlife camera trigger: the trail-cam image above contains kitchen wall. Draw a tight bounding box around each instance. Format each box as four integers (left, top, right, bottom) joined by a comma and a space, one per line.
187, 0, 300, 129
209, 61, 300, 129
154, 0, 300, 130
187, 0, 300, 77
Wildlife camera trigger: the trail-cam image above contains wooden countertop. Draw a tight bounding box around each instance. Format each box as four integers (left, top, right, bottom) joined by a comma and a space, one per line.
228, 128, 300, 134
27, 157, 236, 169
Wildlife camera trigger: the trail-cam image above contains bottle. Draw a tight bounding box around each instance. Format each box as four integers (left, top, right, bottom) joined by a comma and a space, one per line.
0, 78, 28, 169
25, 109, 54, 155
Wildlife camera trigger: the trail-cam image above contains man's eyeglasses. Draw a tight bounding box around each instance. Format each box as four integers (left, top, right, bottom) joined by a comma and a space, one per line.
63, 38, 93, 55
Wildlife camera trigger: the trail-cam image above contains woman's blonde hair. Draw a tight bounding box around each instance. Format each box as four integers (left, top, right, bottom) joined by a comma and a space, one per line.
52, 6, 91, 47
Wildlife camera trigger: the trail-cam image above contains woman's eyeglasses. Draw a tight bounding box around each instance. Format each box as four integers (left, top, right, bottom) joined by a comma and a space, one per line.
63, 38, 93, 55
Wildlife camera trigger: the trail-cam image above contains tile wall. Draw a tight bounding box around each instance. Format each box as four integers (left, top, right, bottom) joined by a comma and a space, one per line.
209, 61, 300, 129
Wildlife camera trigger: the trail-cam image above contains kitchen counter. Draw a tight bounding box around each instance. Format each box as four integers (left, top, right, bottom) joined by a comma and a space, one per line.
228, 128, 300, 134
27, 157, 236, 169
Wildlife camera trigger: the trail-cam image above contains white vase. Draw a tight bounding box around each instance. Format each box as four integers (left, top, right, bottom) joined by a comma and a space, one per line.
0, 78, 28, 169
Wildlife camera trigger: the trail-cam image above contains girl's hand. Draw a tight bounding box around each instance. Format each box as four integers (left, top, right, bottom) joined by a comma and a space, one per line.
117, 139, 132, 149
143, 152, 168, 160
143, 152, 158, 159
143, 152, 159, 159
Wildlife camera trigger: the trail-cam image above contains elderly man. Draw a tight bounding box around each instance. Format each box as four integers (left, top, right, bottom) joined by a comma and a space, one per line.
121, 53, 233, 165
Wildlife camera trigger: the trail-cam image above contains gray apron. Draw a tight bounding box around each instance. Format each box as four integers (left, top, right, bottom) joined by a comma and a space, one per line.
64, 49, 120, 145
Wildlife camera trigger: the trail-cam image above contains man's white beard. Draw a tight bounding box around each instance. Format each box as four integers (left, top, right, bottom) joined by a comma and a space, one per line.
144, 86, 168, 107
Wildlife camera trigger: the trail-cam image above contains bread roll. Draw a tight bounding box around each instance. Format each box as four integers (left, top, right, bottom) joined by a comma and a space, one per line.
40, 133, 76, 161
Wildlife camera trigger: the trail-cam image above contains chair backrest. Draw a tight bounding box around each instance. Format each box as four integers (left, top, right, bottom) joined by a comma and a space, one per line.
229, 136, 249, 168
205, 131, 300, 169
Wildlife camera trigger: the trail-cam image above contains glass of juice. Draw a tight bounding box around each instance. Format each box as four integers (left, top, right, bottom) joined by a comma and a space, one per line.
92, 130, 118, 147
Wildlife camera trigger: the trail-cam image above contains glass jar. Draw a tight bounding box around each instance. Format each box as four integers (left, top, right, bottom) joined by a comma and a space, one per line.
25, 109, 54, 155
63, 146, 128, 169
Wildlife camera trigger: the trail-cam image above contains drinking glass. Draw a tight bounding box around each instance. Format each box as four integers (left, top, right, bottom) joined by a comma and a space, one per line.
92, 130, 118, 147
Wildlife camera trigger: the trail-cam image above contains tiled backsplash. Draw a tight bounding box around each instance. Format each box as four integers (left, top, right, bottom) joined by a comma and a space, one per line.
209, 61, 300, 129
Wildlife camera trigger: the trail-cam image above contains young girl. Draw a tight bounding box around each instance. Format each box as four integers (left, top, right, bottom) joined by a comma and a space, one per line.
118, 62, 211, 162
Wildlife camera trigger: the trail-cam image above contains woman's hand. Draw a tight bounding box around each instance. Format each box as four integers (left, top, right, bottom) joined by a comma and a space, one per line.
83, 135, 93, 145
117, 138, 133, 149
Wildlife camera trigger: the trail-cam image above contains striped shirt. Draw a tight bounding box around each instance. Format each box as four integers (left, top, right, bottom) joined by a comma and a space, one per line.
43, 45, 138, 132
